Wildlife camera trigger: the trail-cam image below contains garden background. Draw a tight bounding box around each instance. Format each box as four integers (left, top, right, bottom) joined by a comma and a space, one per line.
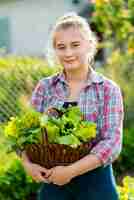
0, 0, 134, 199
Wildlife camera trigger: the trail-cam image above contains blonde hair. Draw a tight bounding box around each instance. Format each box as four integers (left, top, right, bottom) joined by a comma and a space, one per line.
46, 12, 98, 67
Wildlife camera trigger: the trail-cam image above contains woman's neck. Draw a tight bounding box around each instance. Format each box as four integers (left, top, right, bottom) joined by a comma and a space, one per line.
64, 66, 90, 83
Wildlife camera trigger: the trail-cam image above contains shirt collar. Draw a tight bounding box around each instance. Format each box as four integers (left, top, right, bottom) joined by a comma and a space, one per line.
53, 67, 104, 86
88, 67, 104, 85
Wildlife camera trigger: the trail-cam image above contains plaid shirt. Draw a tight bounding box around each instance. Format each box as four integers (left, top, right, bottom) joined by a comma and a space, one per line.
31, 69, 124, 166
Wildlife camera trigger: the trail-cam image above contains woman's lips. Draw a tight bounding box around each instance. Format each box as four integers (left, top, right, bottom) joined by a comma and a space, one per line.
64, 59, 76, 63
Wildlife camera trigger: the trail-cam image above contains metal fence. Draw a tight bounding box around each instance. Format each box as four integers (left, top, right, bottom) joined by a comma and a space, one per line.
0, 56, 57, 122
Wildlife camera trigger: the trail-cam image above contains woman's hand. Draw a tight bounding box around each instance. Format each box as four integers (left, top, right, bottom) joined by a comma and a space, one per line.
23, 162, 52, 183
48, 165, 75, 186
47, 154, 102, 186
21, 151, 52, 183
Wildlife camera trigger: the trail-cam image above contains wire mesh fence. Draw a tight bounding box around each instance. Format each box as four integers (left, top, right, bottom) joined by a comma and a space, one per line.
0, 56, 58, 122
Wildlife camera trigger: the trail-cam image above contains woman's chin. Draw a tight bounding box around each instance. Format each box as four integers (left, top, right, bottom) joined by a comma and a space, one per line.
63, 63, 81, 71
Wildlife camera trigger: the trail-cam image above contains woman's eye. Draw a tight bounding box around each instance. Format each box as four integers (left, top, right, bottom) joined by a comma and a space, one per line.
57, 46, 65, 50
72, 44, 80, 47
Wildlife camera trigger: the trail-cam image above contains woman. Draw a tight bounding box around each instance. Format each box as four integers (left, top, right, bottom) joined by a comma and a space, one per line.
21, 13, 124, 200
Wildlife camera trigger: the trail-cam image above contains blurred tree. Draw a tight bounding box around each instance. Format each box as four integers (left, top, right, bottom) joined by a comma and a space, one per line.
91, 0, 134, 127
79, 0, 104, 62
91, 0, 134, 176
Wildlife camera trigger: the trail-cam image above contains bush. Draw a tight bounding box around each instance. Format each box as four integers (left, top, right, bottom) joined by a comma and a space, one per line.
0, 126, 39, 200
117, 176, 134, 200
92, 0, 134, 128
92, 0, 134, 176
0, 159, 39, 200
0, 56, 59, 122
114, 127, 134, 176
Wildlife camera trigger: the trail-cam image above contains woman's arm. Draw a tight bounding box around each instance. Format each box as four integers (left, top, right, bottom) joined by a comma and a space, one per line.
46, 154, 101, 186
89, 84, 124, 166
67, 153, 102, 178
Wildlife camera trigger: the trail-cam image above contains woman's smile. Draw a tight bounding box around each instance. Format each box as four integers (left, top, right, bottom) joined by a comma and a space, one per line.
64, 59, 77, 63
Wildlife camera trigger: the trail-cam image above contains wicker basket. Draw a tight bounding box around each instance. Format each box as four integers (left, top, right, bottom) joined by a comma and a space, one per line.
25, 127, 101, 169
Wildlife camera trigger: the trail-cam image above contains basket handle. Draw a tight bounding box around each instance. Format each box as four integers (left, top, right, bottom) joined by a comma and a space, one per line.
41, 127, 48, 145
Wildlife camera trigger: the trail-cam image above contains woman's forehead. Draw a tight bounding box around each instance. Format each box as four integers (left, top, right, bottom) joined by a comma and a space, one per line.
54, 27, 86, 44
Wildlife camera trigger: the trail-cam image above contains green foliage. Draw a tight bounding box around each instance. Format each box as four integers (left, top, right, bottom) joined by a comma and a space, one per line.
41, 106, 97, 147
122, 127, 134, 170
92, 0, 134, 47
0, 159, 39, 200
4, 108, 42, 152
4, 106, 97, 151
114, 127, 134, 175
0, 56, 59, 122
92, 0, 134, 127
117, 176, 134, 200
0, 125, 39, 200
92, 0, 134, 178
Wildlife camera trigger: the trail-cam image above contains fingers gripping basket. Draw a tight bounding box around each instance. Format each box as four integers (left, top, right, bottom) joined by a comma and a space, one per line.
25, 127, 100, 169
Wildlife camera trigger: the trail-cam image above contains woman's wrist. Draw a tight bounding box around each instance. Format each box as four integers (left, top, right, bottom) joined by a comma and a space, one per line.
67, 164, 78, 179
67, 154, 102, 178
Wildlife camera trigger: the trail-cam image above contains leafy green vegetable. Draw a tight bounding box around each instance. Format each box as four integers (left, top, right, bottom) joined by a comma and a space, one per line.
4, 105, 97, 151
74, 121, 96, 142
45, 123, 60, 143
56, 134, 81, 148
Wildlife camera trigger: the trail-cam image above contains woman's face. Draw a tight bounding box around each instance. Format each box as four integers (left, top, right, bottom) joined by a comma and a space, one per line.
54, 26, 90, 71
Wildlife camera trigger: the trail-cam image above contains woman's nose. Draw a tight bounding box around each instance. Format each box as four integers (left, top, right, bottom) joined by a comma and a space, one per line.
64, 47, 73, 57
